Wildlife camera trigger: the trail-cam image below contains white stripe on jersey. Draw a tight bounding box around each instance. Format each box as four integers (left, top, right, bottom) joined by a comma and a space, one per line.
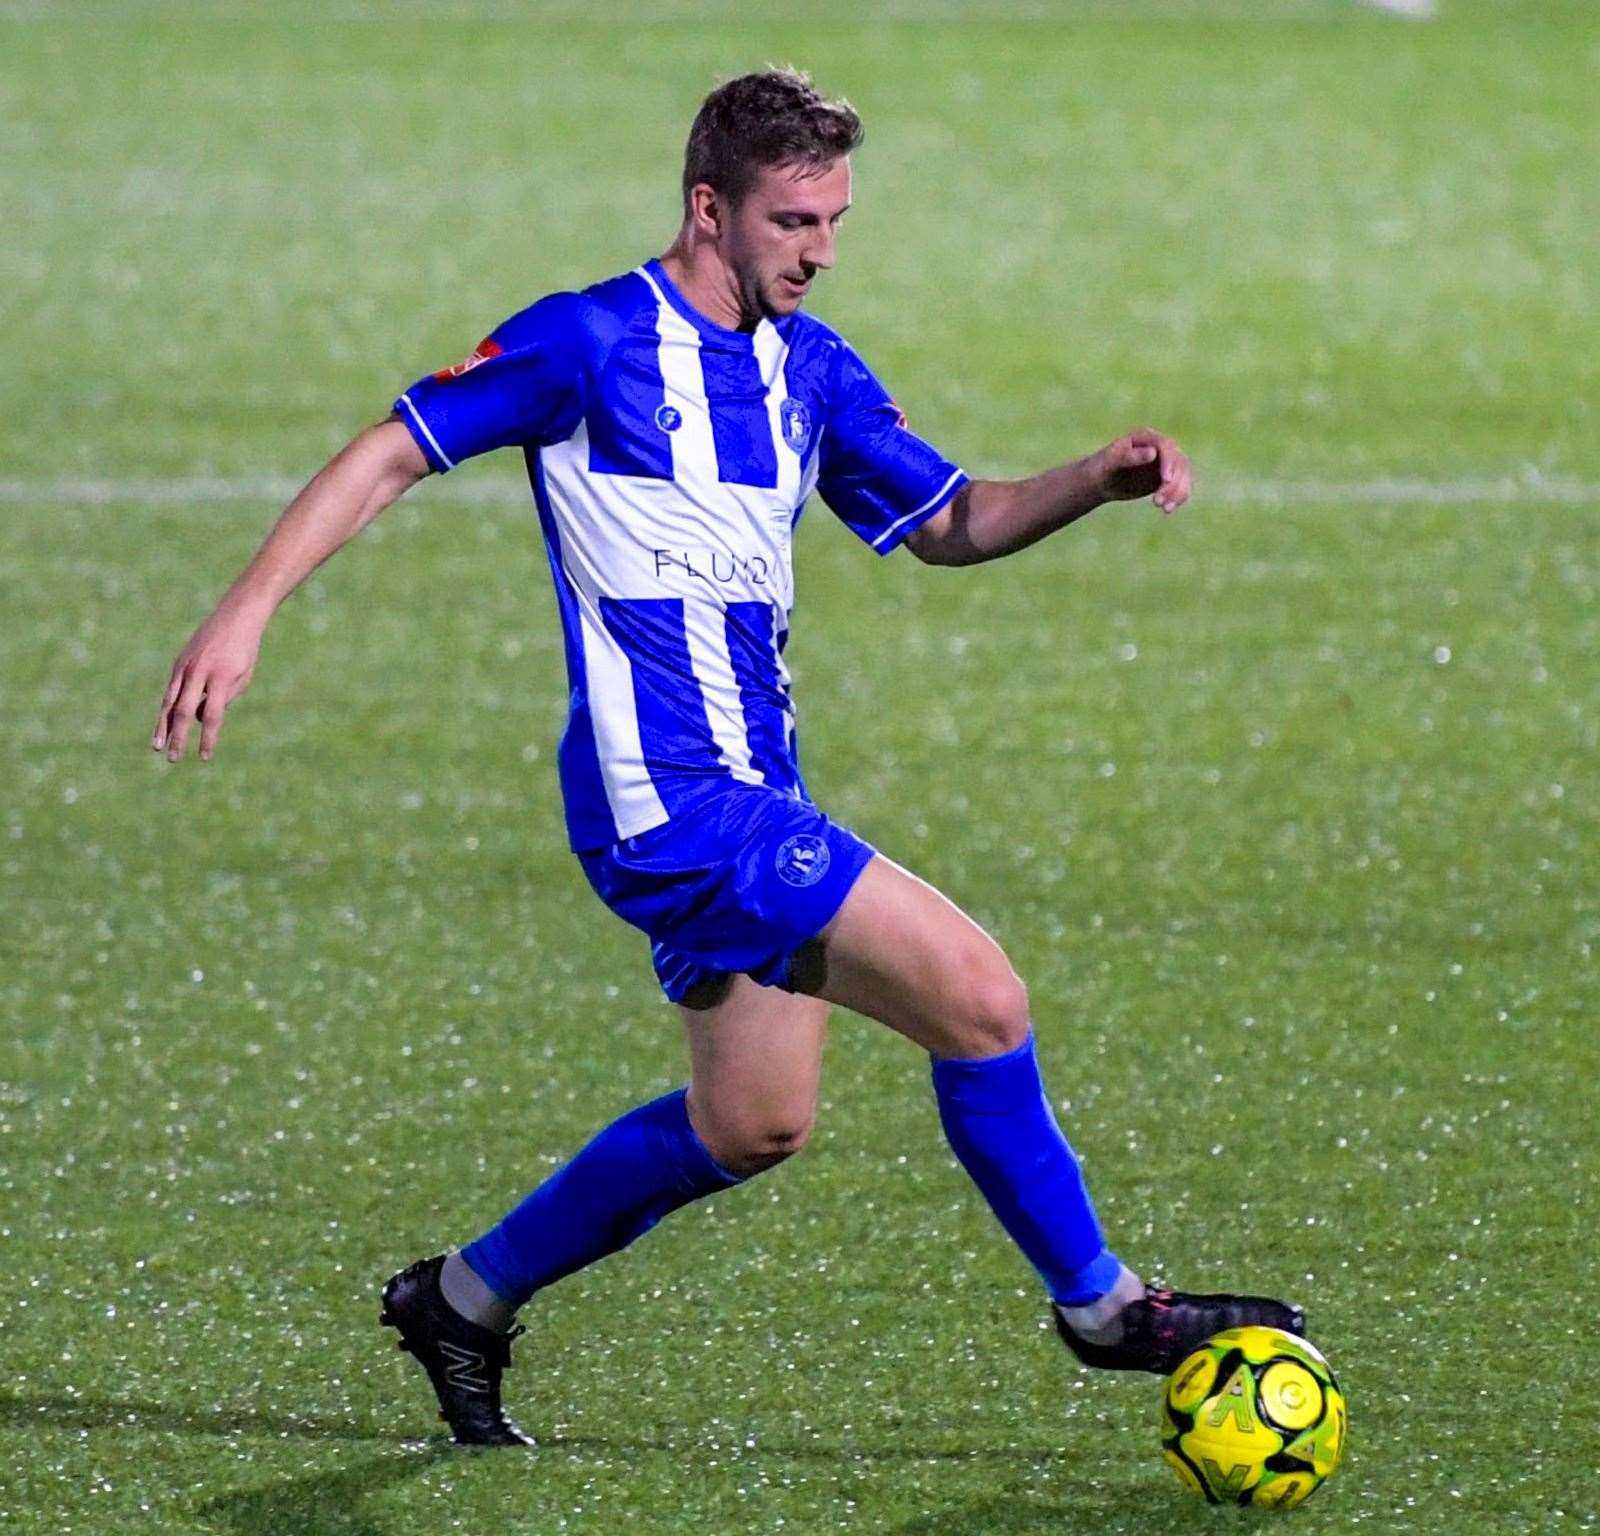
632, 270, 776, 789
398, 392, 455, 470
871, 467, 965, 550
681, 610, 763, 786
637, 267, 725, 514
577, 604, 671, 839
754, 321, 803, 513
541, 418, 670, 841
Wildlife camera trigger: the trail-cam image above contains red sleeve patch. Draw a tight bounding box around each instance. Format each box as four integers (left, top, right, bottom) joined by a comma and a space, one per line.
432, 337, 503, 382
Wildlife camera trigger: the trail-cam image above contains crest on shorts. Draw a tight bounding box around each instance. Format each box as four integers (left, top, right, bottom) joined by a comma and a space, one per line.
779, 398, 811, 454
656, 403, 683, 433
775, 833, 830, 888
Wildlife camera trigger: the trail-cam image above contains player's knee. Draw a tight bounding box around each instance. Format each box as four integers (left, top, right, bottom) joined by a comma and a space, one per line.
951, 962, 1031, 1056
698, 1105, 815, 1177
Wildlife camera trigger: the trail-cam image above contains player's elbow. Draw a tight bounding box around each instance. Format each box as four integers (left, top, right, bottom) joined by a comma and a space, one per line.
362, 417, 432, 489
904, 525, 947, 564
905, 503, 959, 565
906, 487, 987, 566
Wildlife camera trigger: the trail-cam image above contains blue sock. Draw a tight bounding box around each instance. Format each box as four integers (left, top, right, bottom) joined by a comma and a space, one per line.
931, 1031, 1123, 1306
461, 1087, 743, 1309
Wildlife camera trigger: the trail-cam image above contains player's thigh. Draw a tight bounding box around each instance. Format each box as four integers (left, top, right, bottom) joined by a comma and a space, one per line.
796, 853, 1030, 1058
681, 973, 828, 1169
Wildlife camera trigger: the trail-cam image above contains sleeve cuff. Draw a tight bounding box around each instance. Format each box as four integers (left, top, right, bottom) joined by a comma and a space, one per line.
868, 469, 968, 557
393, 391, 455, 473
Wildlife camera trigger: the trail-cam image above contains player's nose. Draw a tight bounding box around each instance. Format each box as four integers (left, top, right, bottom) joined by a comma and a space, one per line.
804, 228, 836, 271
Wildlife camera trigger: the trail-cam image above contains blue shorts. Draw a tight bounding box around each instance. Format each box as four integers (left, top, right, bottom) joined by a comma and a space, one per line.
577, 786, 877, 1004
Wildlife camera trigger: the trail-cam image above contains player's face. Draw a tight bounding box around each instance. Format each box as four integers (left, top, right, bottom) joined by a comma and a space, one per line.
725, 156, 852, 320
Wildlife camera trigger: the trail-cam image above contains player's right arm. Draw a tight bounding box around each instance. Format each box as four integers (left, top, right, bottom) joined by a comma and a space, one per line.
154, 292, 587, 763
152, 418, 429, 763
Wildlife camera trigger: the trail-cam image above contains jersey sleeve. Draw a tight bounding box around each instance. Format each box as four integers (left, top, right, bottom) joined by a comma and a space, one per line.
392, 292, 587, 472
816, 341, 968, 555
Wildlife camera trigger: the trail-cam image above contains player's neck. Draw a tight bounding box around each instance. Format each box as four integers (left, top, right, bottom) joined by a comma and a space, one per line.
658, 239, 754, 333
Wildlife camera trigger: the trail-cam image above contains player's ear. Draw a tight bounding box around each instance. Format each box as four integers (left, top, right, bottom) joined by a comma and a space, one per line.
688, 182, 723, 239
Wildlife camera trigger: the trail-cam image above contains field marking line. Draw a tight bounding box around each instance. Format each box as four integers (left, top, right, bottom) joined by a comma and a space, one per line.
1209, 475, 1597, 506
2, 474, 1595, 507
1356, 0, 1438, 16
0, 2, 1406, 20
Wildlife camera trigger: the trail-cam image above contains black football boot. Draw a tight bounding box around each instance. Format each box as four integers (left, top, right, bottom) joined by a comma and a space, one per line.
380, 1254, 534, 1446
1055, 1284, 1307, 1376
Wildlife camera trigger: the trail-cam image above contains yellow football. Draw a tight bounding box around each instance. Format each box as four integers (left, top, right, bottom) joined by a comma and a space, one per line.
1160, 1325, 1346, 1508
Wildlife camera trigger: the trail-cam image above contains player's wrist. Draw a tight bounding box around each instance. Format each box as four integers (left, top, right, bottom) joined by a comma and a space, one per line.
216, 580, 279, 630
1069, 449, 1113, 511
1090, 448, 1123, 503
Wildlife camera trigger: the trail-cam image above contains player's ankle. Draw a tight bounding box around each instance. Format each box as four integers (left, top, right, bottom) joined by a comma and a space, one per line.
1055, 1263, 1145, 1345
439, 1249, 518, 1333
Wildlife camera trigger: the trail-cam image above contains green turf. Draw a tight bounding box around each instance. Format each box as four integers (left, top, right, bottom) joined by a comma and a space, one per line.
3, 2, 1598, 1532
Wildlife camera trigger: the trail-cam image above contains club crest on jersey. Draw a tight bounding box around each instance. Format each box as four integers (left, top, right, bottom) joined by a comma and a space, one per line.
779, 398, 811, 454
432, 337, 502, 382
775, 833, 830, 888
655, 404, 683, 433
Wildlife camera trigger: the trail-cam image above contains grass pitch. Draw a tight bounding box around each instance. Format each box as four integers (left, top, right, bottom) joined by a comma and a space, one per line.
3, 2, 1597, 1532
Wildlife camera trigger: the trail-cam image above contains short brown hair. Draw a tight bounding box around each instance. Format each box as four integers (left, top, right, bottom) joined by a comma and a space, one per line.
682, 68, 863, 215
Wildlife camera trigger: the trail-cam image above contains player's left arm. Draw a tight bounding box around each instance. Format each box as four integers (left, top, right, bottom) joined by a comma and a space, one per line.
904, 428, 1191, 567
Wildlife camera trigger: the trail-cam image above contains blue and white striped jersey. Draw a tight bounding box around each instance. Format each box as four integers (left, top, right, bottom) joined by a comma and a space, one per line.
394, 259, 968, 851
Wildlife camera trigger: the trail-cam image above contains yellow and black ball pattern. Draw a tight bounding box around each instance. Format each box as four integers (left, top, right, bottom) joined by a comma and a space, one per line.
1160, 1326, 1346, 1509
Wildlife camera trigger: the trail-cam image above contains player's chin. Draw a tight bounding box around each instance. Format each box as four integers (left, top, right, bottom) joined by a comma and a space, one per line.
768, 275, 812, 311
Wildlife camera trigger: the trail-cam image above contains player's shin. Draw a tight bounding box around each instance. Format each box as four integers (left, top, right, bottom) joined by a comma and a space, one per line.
930, 1031, 1129, 1307
451, 1087, 746, 1325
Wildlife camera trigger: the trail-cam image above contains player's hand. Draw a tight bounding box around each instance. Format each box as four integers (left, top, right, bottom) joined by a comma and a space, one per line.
152, 605, 266, 763
1094, 428, 1192, 513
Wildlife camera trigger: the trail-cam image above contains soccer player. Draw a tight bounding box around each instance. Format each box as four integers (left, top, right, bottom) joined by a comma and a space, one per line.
153, 70, 1303, 1446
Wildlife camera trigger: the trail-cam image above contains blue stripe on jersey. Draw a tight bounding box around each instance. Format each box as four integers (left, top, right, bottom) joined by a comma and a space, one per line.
598, 597, 727, 818
776, 622, 805, 787
724, 602, 799, 796
586, 274, 673, 481
698, 344, 779, 490
529, 454, 615, 850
